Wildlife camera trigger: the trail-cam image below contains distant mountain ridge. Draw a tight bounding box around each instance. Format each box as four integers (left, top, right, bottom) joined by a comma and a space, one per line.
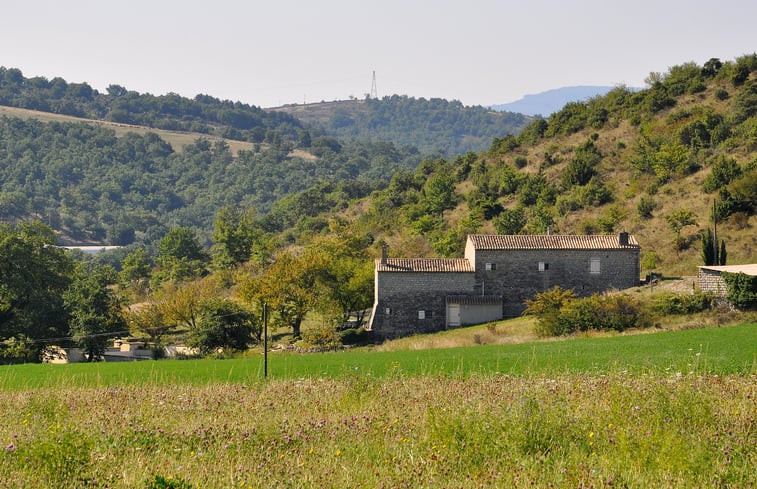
491, 86, 632, 116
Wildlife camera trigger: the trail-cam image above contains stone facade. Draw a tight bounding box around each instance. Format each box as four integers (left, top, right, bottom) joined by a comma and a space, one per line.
370, 266, 476, 338
368, 234, 641, 338
698, 268, 728, 296
468, 248, 640, 316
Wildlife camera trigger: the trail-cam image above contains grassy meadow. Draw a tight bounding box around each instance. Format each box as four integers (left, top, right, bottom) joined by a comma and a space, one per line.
0, 322, 755, 487
0, 322, 754, 390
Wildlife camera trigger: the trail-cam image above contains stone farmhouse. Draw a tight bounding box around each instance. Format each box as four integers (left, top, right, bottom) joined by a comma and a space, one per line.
368, 233, 641, 338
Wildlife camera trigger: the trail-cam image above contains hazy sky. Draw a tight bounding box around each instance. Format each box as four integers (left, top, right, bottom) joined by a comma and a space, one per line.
2, 0, 755, 108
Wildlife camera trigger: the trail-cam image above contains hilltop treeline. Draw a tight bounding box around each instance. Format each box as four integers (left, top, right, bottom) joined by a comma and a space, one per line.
0, 66, 303, 143
0, 67, 529, 155
320, 95, 530, 154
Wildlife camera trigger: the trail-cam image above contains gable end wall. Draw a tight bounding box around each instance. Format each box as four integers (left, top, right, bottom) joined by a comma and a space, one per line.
372, 271, 475, 338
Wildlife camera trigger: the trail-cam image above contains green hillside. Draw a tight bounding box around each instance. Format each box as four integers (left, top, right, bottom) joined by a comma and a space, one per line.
0, 114, 425, 245
273, 95, 531, 154
329, 55, 756, 276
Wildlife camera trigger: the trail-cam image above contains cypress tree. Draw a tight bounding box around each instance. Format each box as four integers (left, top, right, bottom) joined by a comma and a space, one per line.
719, 240, 727, 265
701, 228, 715, 265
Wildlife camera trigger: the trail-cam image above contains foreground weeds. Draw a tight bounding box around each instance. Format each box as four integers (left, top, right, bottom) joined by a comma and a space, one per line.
0, 373, 754, 488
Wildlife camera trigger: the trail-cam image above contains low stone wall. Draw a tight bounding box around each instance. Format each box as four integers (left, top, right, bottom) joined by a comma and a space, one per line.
698, 269, 728, 296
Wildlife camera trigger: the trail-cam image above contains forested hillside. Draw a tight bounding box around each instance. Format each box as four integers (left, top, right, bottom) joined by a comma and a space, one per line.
272, 96, 531, 154
315, 56, 756, 275
0, 116, 423, 245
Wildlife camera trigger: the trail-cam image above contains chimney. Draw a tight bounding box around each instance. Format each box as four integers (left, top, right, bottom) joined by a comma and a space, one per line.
381, 243, 388, 265
618, 231, 629, 246
547, 226, 552, 236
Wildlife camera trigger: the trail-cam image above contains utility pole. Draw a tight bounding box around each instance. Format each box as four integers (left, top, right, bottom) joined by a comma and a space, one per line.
263, 303, 268, 379
713, 198, 718, 265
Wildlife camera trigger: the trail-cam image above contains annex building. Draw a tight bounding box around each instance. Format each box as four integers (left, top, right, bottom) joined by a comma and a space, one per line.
368, 233, 641, 338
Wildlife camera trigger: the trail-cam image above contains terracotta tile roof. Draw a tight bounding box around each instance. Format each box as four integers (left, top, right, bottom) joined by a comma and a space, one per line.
375, 258, 474, 273
467, 234, 640, 250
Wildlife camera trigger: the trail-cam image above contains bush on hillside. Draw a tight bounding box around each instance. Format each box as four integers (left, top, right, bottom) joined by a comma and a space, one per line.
651, 291, 716, 315
525, 287, 649, 337
721, 272, 757, 310
301, 323, 341, 350
339, 327, 375, 346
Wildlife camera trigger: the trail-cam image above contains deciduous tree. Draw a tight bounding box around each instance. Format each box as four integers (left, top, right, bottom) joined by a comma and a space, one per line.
0, 222, 74, 361
63, 265, 126, 361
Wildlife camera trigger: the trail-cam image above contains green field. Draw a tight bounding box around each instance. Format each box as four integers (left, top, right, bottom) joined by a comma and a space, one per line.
1, 324, 755, 488
1, 323, 754, 390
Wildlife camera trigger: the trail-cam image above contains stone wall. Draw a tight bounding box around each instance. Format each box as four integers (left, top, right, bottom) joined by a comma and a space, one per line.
471, 248, 640, 316
371, 271, 475, 338
698, 269, 727, 296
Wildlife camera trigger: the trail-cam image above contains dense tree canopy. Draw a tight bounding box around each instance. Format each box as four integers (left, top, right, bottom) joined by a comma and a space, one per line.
0, 222, 74, 360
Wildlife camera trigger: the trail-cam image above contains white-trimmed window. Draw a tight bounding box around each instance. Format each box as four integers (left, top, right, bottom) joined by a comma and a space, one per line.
384, 307, 392, 315
538, 262, 549, 272
418, 310, 426, 320
590, 258, 601, 274
485, 262, 496, 271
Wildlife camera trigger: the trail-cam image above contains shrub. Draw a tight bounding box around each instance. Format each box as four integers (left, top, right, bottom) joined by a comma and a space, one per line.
721, 272, 757, 309
526, 288, 648, 336
715, 88, 729, 100
703, 156, 741, 193
637, 195, 658, 219
339, 327, 374, 346
301, 323, 341, 349
652, 291, 715, 315
513, 155, 528, 168
596, 294, 650, 331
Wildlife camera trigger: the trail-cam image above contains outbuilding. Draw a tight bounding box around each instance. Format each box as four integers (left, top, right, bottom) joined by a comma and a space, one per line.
698, 264, 757, 296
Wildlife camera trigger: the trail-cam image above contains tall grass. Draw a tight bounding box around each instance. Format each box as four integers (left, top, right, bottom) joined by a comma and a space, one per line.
0, 324, 754, 486
0, 373, 754, 487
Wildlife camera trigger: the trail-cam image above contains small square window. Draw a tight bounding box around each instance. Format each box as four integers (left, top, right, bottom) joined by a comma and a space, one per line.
590, 258, 601, 274
485, 262, 496, 271
538, 262, 549, 272
418, 310, 425, 320
384, 307, 392, 315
